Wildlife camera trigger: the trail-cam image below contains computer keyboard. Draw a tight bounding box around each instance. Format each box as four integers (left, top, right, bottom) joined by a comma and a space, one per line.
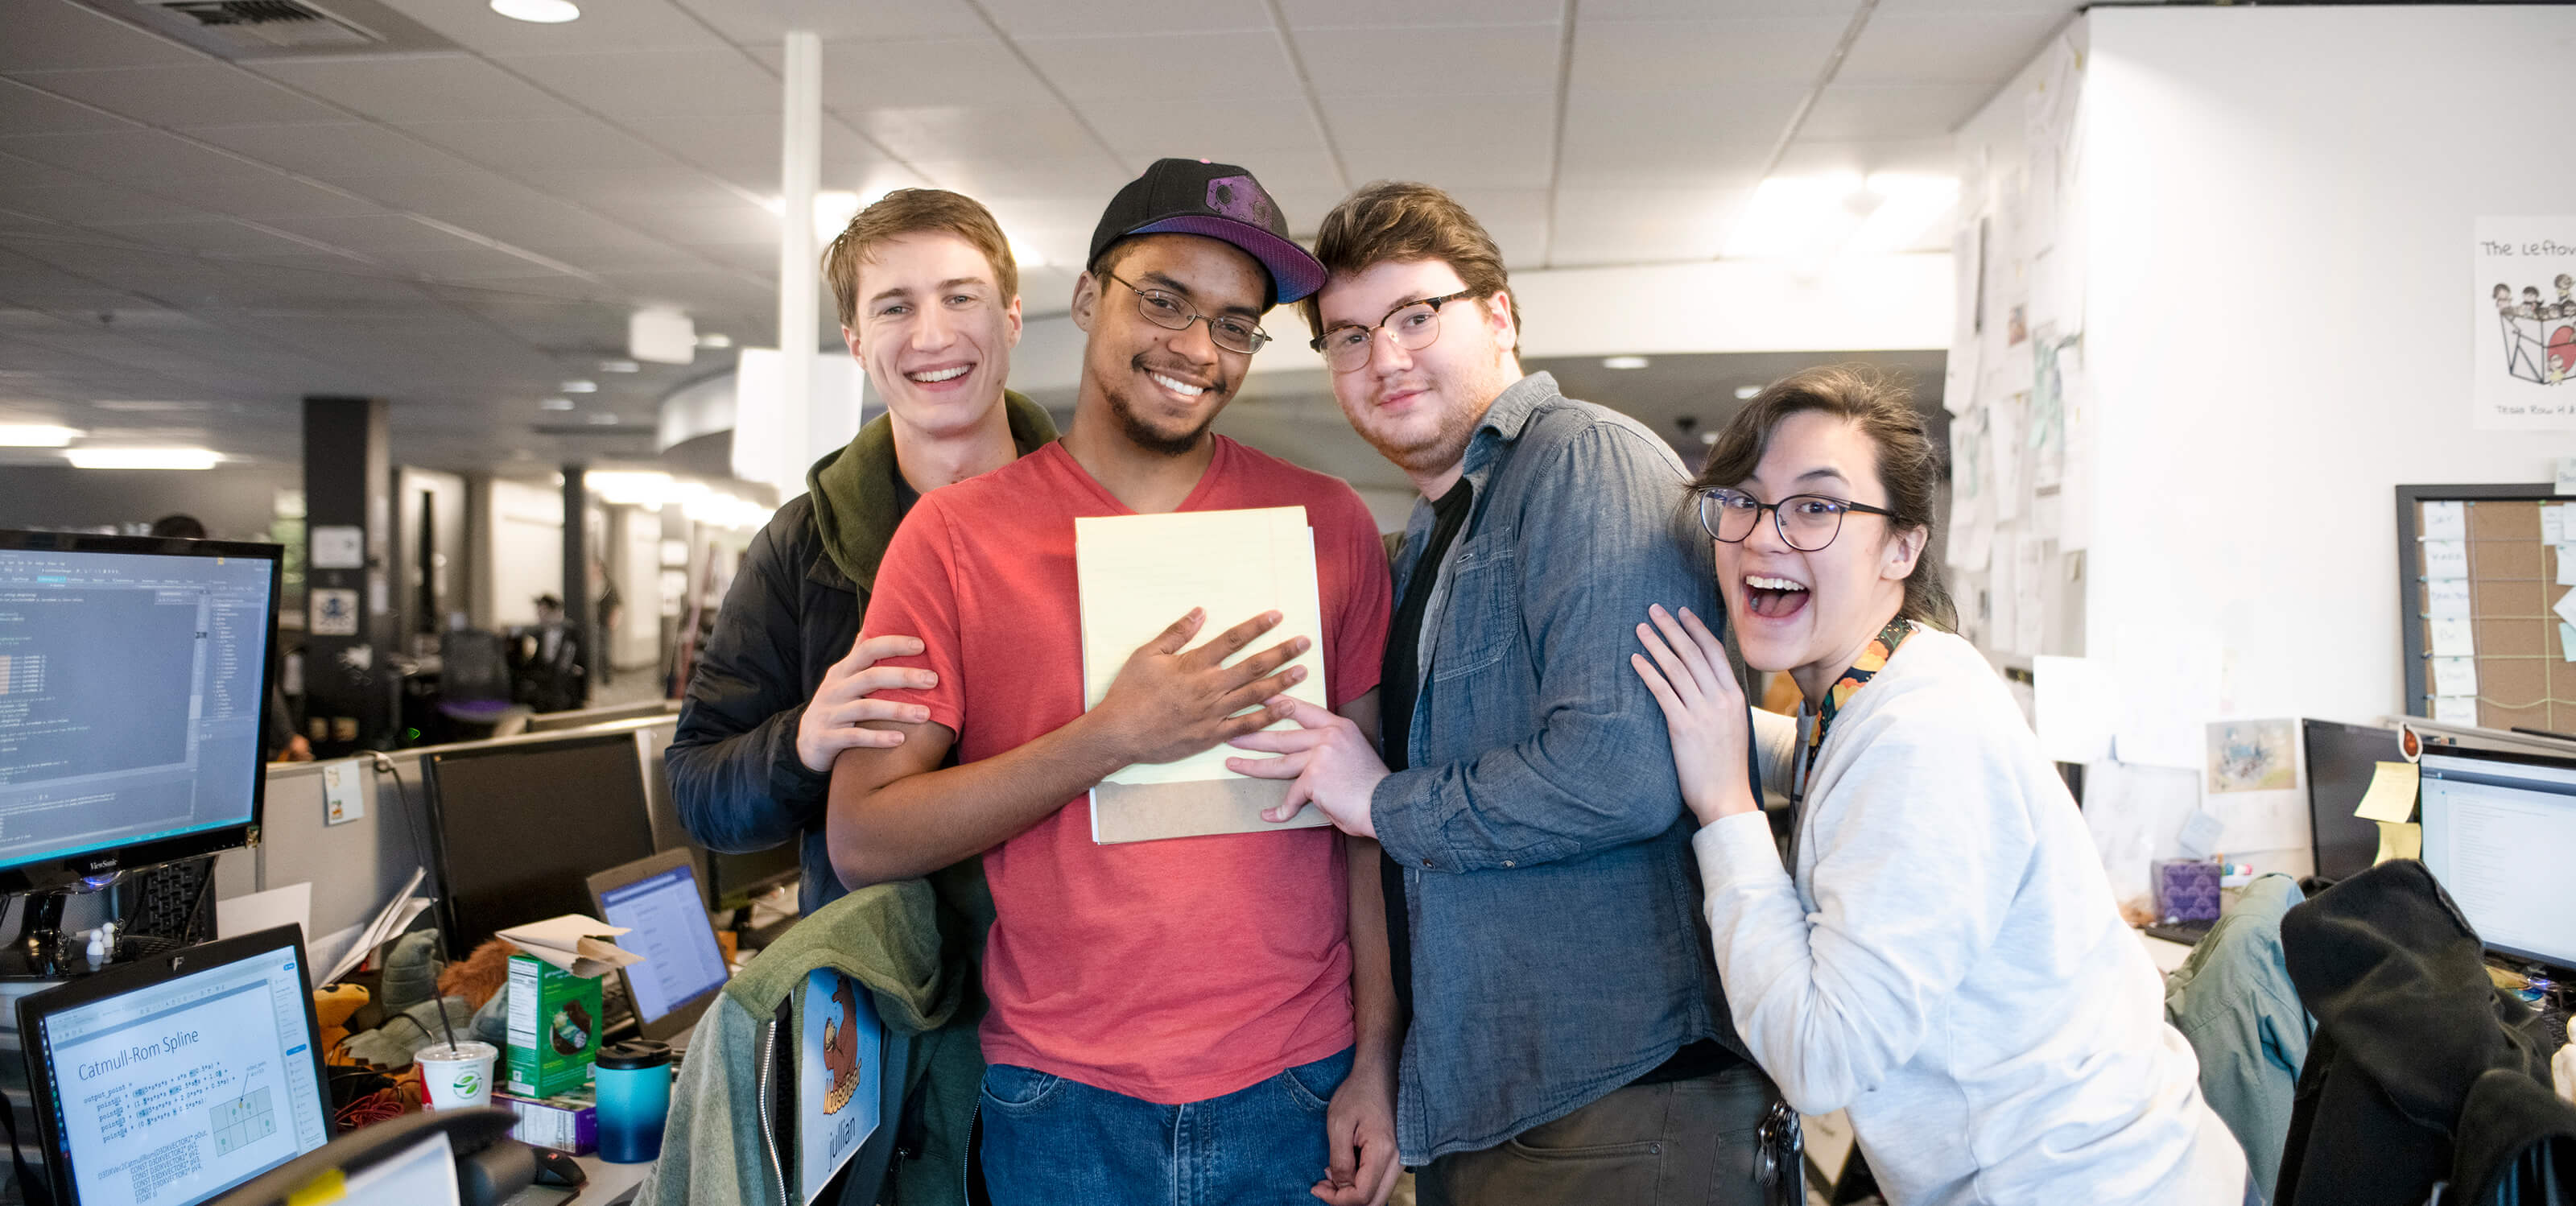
2142, 918, 2215, 946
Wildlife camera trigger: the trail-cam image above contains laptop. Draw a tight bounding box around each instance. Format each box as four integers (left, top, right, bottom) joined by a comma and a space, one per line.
586, 849, 732, 1048
17, 926, 335, 1206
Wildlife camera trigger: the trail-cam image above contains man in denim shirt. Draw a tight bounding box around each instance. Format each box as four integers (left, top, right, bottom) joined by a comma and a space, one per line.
1228, 182, 1781, 1203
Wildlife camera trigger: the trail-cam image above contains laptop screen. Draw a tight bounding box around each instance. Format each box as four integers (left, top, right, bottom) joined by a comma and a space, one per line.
26, 929, 332, 1206
597, 860, 729, 1026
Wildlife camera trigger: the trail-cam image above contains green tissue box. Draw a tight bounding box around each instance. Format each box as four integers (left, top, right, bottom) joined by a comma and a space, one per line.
505, 953, 602, 1098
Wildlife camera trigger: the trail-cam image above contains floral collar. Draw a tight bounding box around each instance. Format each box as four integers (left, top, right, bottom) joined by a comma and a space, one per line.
1793, 617, 1918, 807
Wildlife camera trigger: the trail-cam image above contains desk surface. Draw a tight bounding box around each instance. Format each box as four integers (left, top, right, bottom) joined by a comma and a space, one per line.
2141, 931, 2193, 974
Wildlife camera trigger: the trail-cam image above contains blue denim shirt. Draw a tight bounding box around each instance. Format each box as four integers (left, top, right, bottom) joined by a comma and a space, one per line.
1370, 373, 1748, 1163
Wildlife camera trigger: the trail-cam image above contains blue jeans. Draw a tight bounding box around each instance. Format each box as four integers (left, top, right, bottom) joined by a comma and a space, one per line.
979, 1047, 1354, 1206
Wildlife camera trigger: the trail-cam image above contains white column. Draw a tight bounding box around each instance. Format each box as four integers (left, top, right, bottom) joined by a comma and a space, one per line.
776, 31, 821, 487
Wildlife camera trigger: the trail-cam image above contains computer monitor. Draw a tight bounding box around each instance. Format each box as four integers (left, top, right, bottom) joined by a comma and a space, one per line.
631, 723, 800, 913
2417, 746, 2576, 972
17, 925, 333, 1206
421, 733, 658, 951
0, 531, 281, 893
2302, 719, 2405, 883
587, 849, 728, 1042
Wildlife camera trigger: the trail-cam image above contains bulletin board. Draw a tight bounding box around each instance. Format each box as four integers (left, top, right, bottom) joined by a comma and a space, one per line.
2396, 483, 2576, 733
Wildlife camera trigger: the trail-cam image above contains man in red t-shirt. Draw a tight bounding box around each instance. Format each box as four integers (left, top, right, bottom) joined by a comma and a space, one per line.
828, 159, 1401, 1206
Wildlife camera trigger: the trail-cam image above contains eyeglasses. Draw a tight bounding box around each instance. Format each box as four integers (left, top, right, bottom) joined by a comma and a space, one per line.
1698, 488, 1900, 552
1310, 291, 1476, 374
1102, 272, 1270, 354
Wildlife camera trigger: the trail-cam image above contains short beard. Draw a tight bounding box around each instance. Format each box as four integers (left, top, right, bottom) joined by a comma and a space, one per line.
1105, 357, 1226, 457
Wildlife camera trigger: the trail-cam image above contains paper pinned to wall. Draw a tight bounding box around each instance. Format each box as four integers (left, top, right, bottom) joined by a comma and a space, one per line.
2082, 761, 2203, 913
2557, 547, 2576, 587
2431, 580, 2473, 621
2555, 588, 2576, 630
1987, 396, 2025, 522
2374, 820, 2423, 863
2428, 579, 2472, 620
1991, 530, 2022, 655
2430, 617, 2476, 657
2545, 508, 2565, 545
2033, 655, 2112, 763
2562, 622, 2576, 661
2433, 656, 2480, 697
2014, 535, 2046, 655
2210, 791, 2312, 855
2423, 540, 2470, 580
2434, 696, 2479, 725
2421, 500, 2467, 541
1942, 336, 1980, 419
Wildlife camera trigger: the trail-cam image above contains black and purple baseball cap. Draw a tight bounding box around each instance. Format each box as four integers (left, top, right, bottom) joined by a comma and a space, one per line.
1087, 158, 1323, 309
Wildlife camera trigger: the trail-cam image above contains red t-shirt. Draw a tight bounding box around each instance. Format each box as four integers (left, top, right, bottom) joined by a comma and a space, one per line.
860, 436, 1393, 1104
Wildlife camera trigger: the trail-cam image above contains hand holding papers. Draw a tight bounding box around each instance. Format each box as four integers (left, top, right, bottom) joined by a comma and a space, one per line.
1076, 506, 1332, 843
497, 915, 646, 979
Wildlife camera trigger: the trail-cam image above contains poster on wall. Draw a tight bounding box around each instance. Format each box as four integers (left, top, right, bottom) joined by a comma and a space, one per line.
2473, 216, 2576, 428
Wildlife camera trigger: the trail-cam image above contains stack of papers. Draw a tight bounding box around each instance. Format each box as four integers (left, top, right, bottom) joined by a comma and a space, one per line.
497, 915, 646, 979
1075, 506, 1331, 844
318, 867, 436, 986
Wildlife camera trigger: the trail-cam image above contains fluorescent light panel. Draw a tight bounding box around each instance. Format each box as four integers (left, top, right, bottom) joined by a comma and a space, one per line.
66, 447, 220, 469
1724, 172, 1959, 260
0, 423, 82, 447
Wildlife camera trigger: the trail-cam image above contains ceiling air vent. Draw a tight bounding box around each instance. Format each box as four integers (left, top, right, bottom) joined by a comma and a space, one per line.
147, 0, 379, 48
80, 0, 456, 59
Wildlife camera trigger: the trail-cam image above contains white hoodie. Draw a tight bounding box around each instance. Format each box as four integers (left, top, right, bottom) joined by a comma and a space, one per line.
1693, 628, 2246, 1205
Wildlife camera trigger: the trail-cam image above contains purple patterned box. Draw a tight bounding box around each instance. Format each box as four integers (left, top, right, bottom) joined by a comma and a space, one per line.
2155, 859, 2223, 923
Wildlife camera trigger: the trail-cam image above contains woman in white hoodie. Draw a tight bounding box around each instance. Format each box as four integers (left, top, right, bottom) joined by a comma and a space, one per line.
1628, 366, 2248, 1206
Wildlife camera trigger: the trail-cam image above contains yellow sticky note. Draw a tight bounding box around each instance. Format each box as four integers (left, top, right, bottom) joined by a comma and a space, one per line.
2354, 761, 2421, 824
2373, 820, 2422, 864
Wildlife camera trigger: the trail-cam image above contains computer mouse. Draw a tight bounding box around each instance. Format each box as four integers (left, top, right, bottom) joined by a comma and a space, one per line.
530, 1146, 588, 1188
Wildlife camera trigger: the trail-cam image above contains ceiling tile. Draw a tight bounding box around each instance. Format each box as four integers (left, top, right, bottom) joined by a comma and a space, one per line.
645, 114, 892, 192
183, 122, 481, 180
975, 0, 1268, 38
0, 0, 204, 72
671, 0, 987, 45
155, 172, 390, 220
586, 200, 774, 247
1584, 0, 1842, 18
1281, 0, 1563, 27
261, 212, 483, 251
904, 155, 1129, 202
0, 129, 279, 185
80, 217, 353, 258
1837, 12, 2062, 85
365, 0, 725, 54
491, 48, 781, 119
1548, 185, 1748, 265
319, 170, 558, 215
856, 105, 1109, 165
801, 35, 1057, 111
394, 116, 693, 173
1799, 83, 1991, 139
1769, 136, 1957, 177
522, 168, 752, 210
10, 64, 347, 127
1073, 95, 1323, 164
250, 55, 579, 123
1557, 91, 1789, 186
1291, 24, 1562, 95
1014, 31, 1297, 101
0, 76, 133, 134
0, 183, 212, 225
1323, 93, 1554, 190
1571, 18, 1847, 92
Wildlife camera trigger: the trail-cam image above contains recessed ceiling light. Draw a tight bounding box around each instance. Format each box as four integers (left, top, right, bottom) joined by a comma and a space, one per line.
0, 423, 82, 447
696, 333, 733, 349
599, 359, 640, 374
1734, 385, 1762, 400
559, 378, 597, 394
540, 398, 576, 411
489, 0, 578, 22
1602, 356, 1649, 370
66, 447, 220, 470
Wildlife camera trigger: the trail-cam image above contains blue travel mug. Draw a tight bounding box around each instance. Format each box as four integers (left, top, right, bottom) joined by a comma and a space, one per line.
592, 1040, 674, 1163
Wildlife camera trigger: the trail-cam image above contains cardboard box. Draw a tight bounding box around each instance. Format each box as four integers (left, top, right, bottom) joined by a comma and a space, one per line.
506, 952, 602, 1098
498, 1087, 598, 1154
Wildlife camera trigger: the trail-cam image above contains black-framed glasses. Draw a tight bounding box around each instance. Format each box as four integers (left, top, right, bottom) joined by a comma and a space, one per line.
1698, 488, 1900, 552
1102, 272, 1270, 354
1310, 290, 1476, 374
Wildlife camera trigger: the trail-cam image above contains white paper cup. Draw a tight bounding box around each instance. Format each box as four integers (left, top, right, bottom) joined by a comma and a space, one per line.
416, 1040, 498, 1109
